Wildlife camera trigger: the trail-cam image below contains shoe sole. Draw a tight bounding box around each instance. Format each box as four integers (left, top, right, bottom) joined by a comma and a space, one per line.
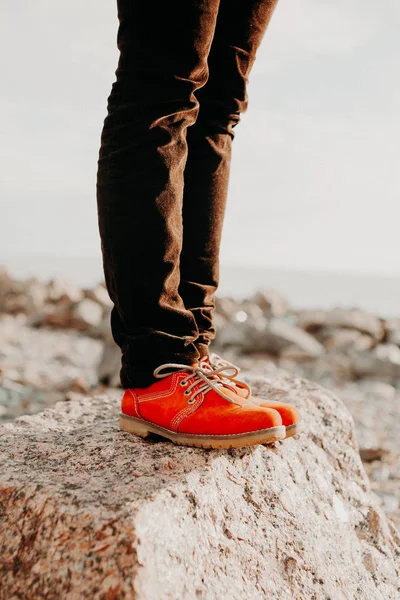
120, 414, 286, 449
285, 421, 302, 438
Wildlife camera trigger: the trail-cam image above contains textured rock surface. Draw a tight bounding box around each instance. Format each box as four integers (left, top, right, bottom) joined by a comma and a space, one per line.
242, 317, 325, 357
1, 371, 399, 599
296, 308, 385, 341
0, 315, 102, 421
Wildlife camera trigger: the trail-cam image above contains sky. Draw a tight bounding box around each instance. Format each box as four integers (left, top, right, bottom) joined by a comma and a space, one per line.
1, 0, 400, 275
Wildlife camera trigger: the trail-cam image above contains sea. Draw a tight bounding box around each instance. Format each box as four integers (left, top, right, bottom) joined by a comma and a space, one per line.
3, 254, 400, 319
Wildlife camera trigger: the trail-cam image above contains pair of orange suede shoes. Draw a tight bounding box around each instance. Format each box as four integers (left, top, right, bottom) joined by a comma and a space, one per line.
120, 353, 301, 449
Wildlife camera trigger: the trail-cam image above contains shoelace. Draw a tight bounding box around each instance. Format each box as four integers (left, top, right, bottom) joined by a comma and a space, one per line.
153, 362, 244, 405
209, 353, 252, 399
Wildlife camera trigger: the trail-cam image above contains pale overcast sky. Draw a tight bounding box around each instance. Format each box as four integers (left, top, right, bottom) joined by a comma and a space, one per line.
1, 0, 400, 275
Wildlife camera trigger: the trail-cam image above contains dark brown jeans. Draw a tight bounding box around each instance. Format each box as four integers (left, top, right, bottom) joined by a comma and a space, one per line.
96, 0, 278, 387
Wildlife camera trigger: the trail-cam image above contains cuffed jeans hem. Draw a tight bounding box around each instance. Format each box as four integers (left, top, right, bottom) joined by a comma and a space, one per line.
120, 349, 201, 389
195, 342, 211, 359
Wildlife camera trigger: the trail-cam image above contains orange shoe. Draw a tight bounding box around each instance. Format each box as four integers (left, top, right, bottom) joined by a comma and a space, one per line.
207, 353, 301, 438
120, 362, 286, 449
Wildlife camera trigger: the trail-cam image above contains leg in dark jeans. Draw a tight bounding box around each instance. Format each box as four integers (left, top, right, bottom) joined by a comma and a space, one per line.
97, 0, 220, 387
98, 0, 300, 448
179, 0, 278, 356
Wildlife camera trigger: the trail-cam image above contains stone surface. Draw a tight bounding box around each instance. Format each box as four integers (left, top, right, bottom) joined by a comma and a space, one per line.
0, 315, 102, 421
387, 322, 400, 348
89, 307, 114, 341
296, 308, 384, 341
351, 344, 400, 380
1, 371, 399, 599
98, 340, 122, 387
71, 298, 104, 330
84, 283, 113, 309
330, 379, 400, 529
251, 289, 291, 317
243, 317, 325, 358
315, 327, 375, 352
46, 278, 84, 305
2, 272, 400, 548
227, 354, 400, 530
42, 299, 74, 328
0, 267, 12, 307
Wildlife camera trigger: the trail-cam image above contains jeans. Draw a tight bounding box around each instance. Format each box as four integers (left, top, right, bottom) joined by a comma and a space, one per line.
96, 0, 278, 387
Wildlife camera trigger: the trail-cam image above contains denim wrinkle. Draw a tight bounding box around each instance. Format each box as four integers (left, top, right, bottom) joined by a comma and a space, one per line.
96, 0, 279, 387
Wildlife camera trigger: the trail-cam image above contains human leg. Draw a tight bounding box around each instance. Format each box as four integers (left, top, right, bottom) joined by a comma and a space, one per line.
96, 0, 221, 387
179, 0, 279, 354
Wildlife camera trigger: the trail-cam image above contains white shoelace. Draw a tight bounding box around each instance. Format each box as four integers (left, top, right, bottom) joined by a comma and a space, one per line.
153, 362, 244, 405
209, 353, 252, 399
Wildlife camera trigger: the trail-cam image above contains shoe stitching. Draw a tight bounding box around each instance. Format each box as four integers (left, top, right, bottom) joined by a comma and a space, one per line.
170, 393, 204, 431
137, 373, 178, 402
127, 388, 140, 418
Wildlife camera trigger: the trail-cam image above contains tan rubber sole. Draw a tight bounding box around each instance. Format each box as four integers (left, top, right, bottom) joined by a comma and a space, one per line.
120, 414, 286, 449
285, 421, 302, 438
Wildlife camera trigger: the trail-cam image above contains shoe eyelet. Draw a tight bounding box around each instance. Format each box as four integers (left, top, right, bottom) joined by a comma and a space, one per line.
183, 389, 190, 396
187, 397, 195, 404
180, 380, 188, 387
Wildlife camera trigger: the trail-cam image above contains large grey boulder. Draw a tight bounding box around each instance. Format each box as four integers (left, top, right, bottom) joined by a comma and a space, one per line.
0, 370, 399, 599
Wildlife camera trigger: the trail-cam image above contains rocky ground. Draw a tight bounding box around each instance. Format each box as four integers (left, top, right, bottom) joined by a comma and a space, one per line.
1, 372, 399, 599
1, 267, 400, 530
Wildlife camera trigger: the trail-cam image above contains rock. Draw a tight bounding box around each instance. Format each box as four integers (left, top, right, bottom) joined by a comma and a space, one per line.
213, 320, 248, 349
358, 380, 397, 401
214, 296, 240, 320
46, 278, 84, 305
70, 377, 91, 394
43, 299, 74, 328
0, 315, 103, 419
359, 448, 390, 463
351, 344, 400, 380
0, 266, 13, 307
0, 268, 20, 313
87, 307, 113, 340
98, 341, 122, 387
233, 301, 264, 322
389, 329, 400, 348
70, 299, 104, 330
211, 312, 227, 340
297, 308, 384, 341
370, 464, 391, 481
251, 289, 291, 317
280, 352, 356, 387
1, 372, 399, 599
279, 344, 319, 361
24, 279, 48, 322
316, 327, 374, 352
83, 283, 113, 309
0, 276, 47, 318
375, 492, 400, 514
243, 317, 324, 358
385, 319, 400, 348
1, 293, 27, 315
330, 378, 400, 528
